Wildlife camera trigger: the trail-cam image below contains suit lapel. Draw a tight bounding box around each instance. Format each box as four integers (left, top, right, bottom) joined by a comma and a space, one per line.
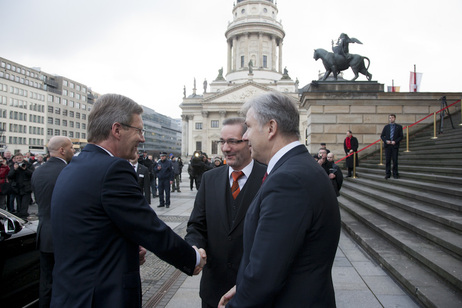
217, 166, 232, 233
229, 163, 265, 234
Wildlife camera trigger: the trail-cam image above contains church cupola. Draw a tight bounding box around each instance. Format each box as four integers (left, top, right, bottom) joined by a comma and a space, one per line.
225, 0, 285, 83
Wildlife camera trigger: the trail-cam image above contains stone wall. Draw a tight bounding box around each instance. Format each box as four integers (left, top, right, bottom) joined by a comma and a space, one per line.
300, 82, 462, 161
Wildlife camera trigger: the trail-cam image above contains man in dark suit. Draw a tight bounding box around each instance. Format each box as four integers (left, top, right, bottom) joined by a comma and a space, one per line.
185, 117, 266, 308
219, 92, 341, 308
31, 136, 74, 308
50, 94, 206, 308
156, 152, 173, 208
130, 154, 151, 204
381, 113, 404, 179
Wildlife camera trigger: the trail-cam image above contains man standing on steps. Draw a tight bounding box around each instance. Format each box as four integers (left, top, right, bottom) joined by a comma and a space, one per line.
381, 114, 403, 179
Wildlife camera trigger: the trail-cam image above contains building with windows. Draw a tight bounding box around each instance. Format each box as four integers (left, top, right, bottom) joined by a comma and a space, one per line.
180, 0, 302, 158
1, 56, 180, 156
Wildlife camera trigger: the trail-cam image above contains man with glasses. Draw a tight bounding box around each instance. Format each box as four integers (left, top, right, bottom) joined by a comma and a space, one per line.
185, 117, 266, 308
50, 94, 206, 307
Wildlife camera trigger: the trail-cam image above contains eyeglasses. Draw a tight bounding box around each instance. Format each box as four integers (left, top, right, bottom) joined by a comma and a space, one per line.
217, 139, 245, 145
120, 123, 146, 136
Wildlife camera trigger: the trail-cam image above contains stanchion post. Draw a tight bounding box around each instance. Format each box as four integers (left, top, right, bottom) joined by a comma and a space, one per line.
378, 140, 384, 166
431, 112, 438, 139
404, 126, 410, 152
460, 98, 462, 126
352, 152, 357, 179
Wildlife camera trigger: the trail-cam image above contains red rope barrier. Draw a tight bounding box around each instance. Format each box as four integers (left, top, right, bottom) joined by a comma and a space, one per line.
334, 99, 461, 165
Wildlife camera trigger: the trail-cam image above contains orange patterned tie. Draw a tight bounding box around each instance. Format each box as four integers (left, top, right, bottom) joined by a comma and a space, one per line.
231, 171, 244, 199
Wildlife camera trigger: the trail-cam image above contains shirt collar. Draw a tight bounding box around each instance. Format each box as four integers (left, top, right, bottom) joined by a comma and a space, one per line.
267, 140, 301, 175
228, 159, 254, 181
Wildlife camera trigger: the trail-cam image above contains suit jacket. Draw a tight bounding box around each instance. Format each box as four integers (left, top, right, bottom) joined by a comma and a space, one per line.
344, 136, 359, 168
50, 144, 196, 308
381, 123, 404, 148
31, 157, 67, 253
185, 162, 266, 307
229, 145, 341, 308
135, 163, 151, 204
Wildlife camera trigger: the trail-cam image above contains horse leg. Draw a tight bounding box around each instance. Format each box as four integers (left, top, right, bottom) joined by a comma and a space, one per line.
351, 68, 359, 81
322, 70, 331, 81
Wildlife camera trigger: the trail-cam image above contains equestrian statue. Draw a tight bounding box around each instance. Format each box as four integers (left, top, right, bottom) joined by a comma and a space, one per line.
314, 33, 372, 81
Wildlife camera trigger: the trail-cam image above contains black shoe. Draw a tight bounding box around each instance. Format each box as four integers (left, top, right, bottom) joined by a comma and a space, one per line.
177, 190, 181, 193
157, 205, 164, 208
393, 175, 400, 179
153, 195, 158, 198
166, 205, 170, 208
385, 175, 390, 179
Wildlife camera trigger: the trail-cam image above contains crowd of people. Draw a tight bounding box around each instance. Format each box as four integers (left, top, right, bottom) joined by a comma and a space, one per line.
3, 90, 406, 307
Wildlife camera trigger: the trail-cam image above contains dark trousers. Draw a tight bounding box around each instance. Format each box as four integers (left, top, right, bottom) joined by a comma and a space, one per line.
40, 252, 54, 308
7, 193, 16, 212
385, 146, 399, 176
17, 193, 31, 219
150, 177, 157, 197
158, 179, 171, 206
202, 300, 215, 308
172, 174, 181, 191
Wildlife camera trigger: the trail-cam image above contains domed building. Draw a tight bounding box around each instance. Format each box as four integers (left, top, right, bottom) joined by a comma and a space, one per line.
180, 0, 304, 158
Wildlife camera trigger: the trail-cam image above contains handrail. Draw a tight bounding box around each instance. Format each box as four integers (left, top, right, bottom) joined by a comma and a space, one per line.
335, 98, 461, 165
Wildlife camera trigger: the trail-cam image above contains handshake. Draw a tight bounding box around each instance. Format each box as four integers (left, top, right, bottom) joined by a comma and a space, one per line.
193, 246, 207, 275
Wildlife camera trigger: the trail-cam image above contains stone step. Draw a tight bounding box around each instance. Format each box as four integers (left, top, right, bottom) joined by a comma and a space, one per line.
340, 207, 462, 308
341, 181, 462, 251
354, 167, 462, 186
339, 195, 462, 289
358, 162, 462, 177
349, 171, 462, 198
343, 176, 462, 212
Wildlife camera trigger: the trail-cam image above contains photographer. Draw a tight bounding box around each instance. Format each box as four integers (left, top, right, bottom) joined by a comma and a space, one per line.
327, 153, 344, 197
8, 153, 34, 219
189, 151, 212, 189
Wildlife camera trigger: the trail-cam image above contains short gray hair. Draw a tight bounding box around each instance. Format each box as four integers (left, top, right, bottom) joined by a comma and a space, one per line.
241, 92, 299, 138
88, 94, 143, 143
222, 117, 247, 136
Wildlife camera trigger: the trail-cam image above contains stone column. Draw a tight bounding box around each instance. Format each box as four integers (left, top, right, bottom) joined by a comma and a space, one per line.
202, 111, 209, 154
258, 32, 263, 67
233, 37, 237, 71
271, 36, 276, 71
181, 115, 189, 157
278, 40, 283, 73
227, 39, 232, 73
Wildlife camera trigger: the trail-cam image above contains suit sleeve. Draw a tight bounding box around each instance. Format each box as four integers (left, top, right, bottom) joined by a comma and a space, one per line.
395, 125, 404, 144
229, 172, 316, 307
102, 159, 196, 275
143, 167, 151, 204
184, 172, 209, 249
381, 125, 388, 143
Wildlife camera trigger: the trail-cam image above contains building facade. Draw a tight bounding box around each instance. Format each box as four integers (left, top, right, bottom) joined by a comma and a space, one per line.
180, 0, 302, 158
1, 56, 181, 156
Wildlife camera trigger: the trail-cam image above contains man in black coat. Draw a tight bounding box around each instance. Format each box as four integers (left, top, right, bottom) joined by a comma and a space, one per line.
219, 92, 340, 308
381, 114, 404, 179
130, 154, 151, 204
8, 153, 34, 219
185, 117, 266, 308
343, 130, 359, 177
31, 136, 75, 307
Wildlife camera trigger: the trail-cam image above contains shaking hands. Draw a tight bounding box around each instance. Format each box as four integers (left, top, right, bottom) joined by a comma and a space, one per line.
193, 246, 207, 275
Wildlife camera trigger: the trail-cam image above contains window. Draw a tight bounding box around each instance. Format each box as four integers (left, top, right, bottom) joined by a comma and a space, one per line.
263, 55, 268, 68
48, 106, 54, 113
48, 117, 53, 124
76, 112, 80, 119
47, 128, 53, 135
54, 129, 60, 135
195, 122, 202, 130
63, 120, 67, 126
55, 118, 60, 125
69, 111, 74, 117
241, 56, 245, 68
196, 141, 202, 151
212, 141, 218, 155
211, 120, 219, 128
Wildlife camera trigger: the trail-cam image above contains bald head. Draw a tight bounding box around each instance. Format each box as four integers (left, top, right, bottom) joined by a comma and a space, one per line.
48, 136, 74, 163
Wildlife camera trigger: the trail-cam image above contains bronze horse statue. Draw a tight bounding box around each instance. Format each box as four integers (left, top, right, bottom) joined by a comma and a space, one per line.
313, 48, 372, 81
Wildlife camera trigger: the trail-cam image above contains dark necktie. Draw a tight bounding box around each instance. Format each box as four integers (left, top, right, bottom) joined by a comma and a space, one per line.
262, 172, 268, 184
390, 124, 395, 141
231, 171, 244, 199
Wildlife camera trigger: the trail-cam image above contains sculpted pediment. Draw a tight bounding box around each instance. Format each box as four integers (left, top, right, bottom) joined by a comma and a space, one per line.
204, 82, 273, 104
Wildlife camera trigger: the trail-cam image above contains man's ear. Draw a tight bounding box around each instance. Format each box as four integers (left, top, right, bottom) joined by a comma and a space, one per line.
112, 123, 122, 140
267, 119, 278, 139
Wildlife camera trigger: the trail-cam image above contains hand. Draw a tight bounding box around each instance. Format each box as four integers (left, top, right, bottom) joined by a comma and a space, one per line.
218, 285, 236, 308
329, 173, 336, 179
170, 181, 173, 184
391, 141, 396, 145
139, 246, 147, 265
13, 163, 19, 170
192, 245, 206, 275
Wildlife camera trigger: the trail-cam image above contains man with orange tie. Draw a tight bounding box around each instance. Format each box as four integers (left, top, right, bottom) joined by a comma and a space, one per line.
185, 117, 266, 308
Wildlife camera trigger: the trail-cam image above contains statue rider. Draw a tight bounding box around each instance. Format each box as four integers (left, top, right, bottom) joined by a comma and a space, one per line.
332, 33, 362, 62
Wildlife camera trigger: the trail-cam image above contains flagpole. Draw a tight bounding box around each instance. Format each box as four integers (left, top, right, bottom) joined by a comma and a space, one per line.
414, 64, 417, 92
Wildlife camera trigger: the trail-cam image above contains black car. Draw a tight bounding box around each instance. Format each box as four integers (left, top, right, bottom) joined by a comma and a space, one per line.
0, 209, 39, 308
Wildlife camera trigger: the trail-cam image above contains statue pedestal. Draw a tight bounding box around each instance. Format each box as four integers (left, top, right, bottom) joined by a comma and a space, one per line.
307, 81, 384, 93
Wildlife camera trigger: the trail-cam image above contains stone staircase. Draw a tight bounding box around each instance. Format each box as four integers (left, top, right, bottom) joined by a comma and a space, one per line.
338, 115, 462, 307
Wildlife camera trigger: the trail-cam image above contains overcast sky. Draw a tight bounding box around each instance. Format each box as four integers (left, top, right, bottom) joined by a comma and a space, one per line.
1, 0, 460, 118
